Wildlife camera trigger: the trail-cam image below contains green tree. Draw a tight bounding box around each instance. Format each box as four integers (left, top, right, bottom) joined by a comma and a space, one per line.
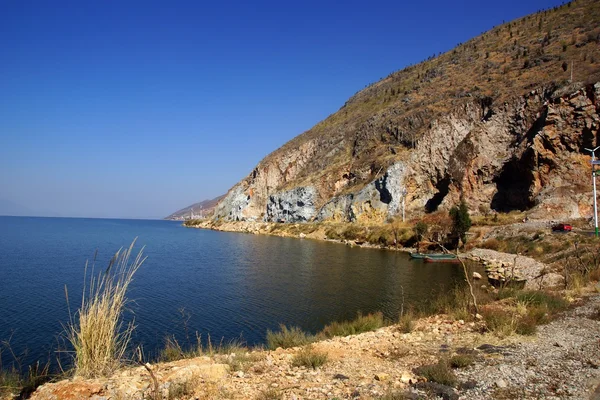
414, 221, 428, 241
449, 200, 471, 247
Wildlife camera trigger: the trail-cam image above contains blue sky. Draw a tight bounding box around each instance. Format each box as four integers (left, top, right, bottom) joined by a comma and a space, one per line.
0, 0, 563, 219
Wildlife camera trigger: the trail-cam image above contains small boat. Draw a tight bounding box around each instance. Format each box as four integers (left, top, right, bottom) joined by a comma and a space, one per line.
410, 253, 457, 260
424, 256, 461, 264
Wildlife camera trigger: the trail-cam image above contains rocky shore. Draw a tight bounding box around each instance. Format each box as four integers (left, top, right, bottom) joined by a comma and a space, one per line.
30, 289, 600, 399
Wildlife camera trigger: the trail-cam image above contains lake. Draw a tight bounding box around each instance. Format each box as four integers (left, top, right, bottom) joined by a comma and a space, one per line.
0, 216, 467, 368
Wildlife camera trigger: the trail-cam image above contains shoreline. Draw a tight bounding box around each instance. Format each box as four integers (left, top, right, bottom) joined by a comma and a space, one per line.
182, 219, 418, 253
30, 287, 600, 400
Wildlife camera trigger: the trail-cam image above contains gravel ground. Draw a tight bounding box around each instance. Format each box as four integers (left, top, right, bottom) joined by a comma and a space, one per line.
457, 293, 600, 400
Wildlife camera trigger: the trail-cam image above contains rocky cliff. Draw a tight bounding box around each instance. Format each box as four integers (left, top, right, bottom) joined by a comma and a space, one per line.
211, 0, 600, 223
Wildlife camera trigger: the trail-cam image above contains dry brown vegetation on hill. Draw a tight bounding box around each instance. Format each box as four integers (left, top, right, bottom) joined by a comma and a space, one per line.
260, 0, 600, 194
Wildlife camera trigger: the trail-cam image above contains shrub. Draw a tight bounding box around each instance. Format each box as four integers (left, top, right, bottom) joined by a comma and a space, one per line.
0, 367, 22, 398
65, 240, 145, 378
415, 359, 457, 387
160, 336, 188, 362
256, 388, 282, 400
481, 307, 516, 337
515, 313, 538, 335
379, 389, 413, 399
515, 291, 568, 314
266, 325, 313, 350
399, 312, 415, 333
291, 346, 328, 369
341, 224, 364, 241
480, 238, 501, 250
449, 354, 474, 368
320, 312, 384, 338
225, 351, 261, 372
160, 334, 247, 361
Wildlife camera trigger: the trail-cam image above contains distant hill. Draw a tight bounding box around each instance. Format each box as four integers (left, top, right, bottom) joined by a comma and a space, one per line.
0, 198, 33, 216
209, 0, 600, 223
165, 195, 225, 220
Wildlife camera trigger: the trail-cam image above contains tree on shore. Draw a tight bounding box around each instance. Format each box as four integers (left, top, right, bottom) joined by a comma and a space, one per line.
449, 200, 471, 248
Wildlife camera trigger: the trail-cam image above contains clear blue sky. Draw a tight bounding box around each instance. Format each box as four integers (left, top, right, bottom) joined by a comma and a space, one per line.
0, 0, 563, 219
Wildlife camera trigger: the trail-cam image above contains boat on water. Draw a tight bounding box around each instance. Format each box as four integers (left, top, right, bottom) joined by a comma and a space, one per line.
423, 256, 461, 264
409, 253, 457, 260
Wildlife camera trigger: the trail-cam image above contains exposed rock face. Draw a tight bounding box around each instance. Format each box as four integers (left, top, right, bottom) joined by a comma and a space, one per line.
315, 162, 409, 222
266, 186, 317, 222
213, 185, 252, 221
213, 83, 600, 223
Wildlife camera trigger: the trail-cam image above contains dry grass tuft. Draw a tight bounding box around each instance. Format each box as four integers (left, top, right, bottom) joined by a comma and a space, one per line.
65, 240, 146, 378
266, 325, 313, 350
414, 358, 457, 387
291, 345, 328, 369
320, 312, 384, 338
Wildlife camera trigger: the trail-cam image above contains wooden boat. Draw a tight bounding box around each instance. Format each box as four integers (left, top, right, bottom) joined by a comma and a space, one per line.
424, 256, 461, 264
410, 253, 457, 260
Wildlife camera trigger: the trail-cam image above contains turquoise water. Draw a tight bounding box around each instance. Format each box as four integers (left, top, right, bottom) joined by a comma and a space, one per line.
0, 216, 465, 368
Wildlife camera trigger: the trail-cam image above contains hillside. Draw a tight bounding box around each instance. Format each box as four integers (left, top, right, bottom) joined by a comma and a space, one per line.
210, 0, 600, 223
166, 195, 224, 220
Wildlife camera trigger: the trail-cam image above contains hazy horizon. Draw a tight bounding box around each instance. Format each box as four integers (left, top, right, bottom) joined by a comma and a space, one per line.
1, 0, 563, 219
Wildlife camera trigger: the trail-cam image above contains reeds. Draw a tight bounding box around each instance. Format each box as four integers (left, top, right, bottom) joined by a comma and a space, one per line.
65, 240, 145, 378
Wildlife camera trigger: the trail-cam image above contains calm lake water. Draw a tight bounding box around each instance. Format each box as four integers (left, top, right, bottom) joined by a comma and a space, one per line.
0, 216, 467, 368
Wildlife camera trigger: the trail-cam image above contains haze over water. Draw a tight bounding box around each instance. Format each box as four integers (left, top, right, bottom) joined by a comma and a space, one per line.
0, 216, 465, 368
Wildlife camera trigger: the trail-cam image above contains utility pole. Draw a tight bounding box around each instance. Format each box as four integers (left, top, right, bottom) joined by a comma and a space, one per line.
585, 146, 600, 237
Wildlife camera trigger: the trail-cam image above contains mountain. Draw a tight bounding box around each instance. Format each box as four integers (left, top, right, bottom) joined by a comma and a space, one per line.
0, 198, 33, 216
166, 195, 225, 220
211, 0, 600, 223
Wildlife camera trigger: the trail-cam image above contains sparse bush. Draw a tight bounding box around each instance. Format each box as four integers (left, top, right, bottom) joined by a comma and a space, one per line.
160, 333, 246, 361
291, 346, 328, 369
449, 354, 474, 368
415, 359, 457, 387
225, 351, 261, 372
320, 312, 384, 338
167, 377, 196, 399
65, 241, 145, 378
389, 345, 411, 360
399, 311, 415, 333
378, 389, 413, 399
341, 224, 365, 241
480, 238, 501, 250
256, 388, 282, 400
0, 367, 22, 398
0, 342, 51, 398
515, 291, 568, 314
515, 313, 538, 335
266, 325, 313, 350
160, 336, 188, 362
481, 307, 517, 337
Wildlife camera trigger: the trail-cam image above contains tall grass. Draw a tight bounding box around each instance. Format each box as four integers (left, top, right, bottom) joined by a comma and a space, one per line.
266, 325, 313, 350
65, 240, 146, 378
320, 312, 384, 338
